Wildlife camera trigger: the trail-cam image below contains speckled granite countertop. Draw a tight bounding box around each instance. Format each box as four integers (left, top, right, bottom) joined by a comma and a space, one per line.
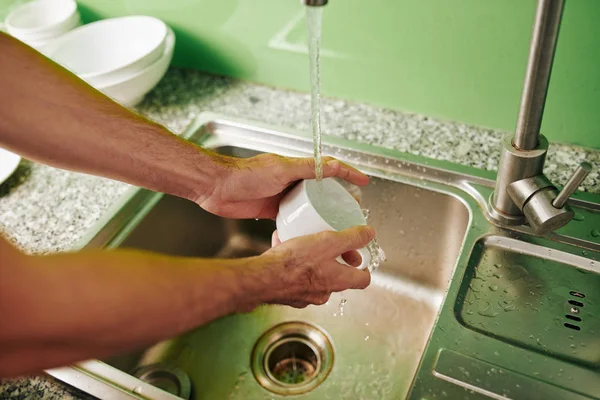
1, 68, 600, 399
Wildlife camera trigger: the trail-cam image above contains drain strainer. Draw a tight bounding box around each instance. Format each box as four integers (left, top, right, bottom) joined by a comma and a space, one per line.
251, 321, 334, 396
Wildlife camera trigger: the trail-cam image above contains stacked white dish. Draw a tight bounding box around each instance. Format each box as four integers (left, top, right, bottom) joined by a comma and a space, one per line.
0, 148, 21, 186
45, 16, 175, 107
5, 0, 81, 51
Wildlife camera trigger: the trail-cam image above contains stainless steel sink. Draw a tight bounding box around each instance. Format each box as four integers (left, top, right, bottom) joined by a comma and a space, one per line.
46, 113, 600, 399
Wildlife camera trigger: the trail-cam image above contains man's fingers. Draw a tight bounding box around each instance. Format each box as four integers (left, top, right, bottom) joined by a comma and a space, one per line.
321, 158, 370, 187
325, 261, 371, 291
317, 226, 376, 258
283, 157, 369, 186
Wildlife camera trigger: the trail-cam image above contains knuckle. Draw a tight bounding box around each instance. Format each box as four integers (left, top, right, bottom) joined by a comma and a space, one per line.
350, 229, 366, 247
317, 230, 337, 244
357, 226, 372, 244
265, 153, 283, 162
326, 159, 340, 173
300, 157, 314, 169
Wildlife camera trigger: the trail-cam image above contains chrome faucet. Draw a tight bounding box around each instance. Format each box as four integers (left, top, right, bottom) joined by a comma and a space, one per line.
490, 0, 591, 235
303, 0, 328, 6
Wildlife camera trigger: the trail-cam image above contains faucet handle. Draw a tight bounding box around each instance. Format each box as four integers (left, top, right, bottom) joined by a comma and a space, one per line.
506, 161, 592, 234
552, 162, 593, 209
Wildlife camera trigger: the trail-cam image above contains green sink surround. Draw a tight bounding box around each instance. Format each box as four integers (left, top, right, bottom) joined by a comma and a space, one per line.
3, 0, 600, 148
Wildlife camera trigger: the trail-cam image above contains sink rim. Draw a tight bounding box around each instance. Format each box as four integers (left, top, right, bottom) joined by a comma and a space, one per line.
45, 113, 600, 400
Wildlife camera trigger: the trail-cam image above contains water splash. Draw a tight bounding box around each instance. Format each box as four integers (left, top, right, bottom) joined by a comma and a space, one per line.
306, 6, 324, 182
367, 239, 386, 272
339, 298, 347, 316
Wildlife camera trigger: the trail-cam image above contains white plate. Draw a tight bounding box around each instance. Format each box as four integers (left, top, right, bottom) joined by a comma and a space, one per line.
0, 148, 21, 185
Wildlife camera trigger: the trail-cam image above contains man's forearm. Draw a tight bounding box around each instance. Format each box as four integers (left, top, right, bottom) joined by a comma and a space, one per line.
0, 33, 226, 202
0, 237, 269, 377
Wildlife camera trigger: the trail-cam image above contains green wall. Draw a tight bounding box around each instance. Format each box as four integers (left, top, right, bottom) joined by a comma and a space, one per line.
5, 0, 600, 148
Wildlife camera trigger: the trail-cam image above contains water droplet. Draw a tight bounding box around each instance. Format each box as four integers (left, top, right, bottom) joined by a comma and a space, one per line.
361, 208, 370, 220
494, 351, 500, 356
364, 335, 370, 341
570, 344, 576, 349
489, 284, 499, 291
338, 298, 347, 316
493, 263, 502, 268
499, 300, 516, 312
133, 387, 143, 394
582, 250, 589, 256
573, 213, 585, 221
591, 229, 600, 237
254, 218, 259, 221
478, 301, 499, 317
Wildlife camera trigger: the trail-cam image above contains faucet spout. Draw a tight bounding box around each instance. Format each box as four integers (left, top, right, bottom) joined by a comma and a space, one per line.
513, 0, 564, 151
302, 0, 328, 6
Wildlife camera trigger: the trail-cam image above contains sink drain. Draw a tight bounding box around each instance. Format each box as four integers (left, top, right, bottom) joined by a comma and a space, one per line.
251, 322, 334, 396
133, 364, 191, 400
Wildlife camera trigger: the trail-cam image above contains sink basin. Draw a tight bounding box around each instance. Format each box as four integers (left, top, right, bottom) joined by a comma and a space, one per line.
98, 146, 469, 399
46, 114, 600, 400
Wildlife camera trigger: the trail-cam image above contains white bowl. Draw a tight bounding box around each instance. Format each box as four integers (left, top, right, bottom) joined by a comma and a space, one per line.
0, 148, 21, 185
45, 16, 168, 87
13, 14, 81, 51
12, 11, 81, 42
6, 0, 78, 38
97, 27, 175, 106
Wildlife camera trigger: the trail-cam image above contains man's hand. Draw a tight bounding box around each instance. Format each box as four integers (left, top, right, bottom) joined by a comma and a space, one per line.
243, 225, 374, 309
197, 154, 369, 219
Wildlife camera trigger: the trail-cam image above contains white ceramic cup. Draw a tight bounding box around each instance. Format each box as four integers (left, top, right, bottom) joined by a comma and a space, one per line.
276, 178, 371, 270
